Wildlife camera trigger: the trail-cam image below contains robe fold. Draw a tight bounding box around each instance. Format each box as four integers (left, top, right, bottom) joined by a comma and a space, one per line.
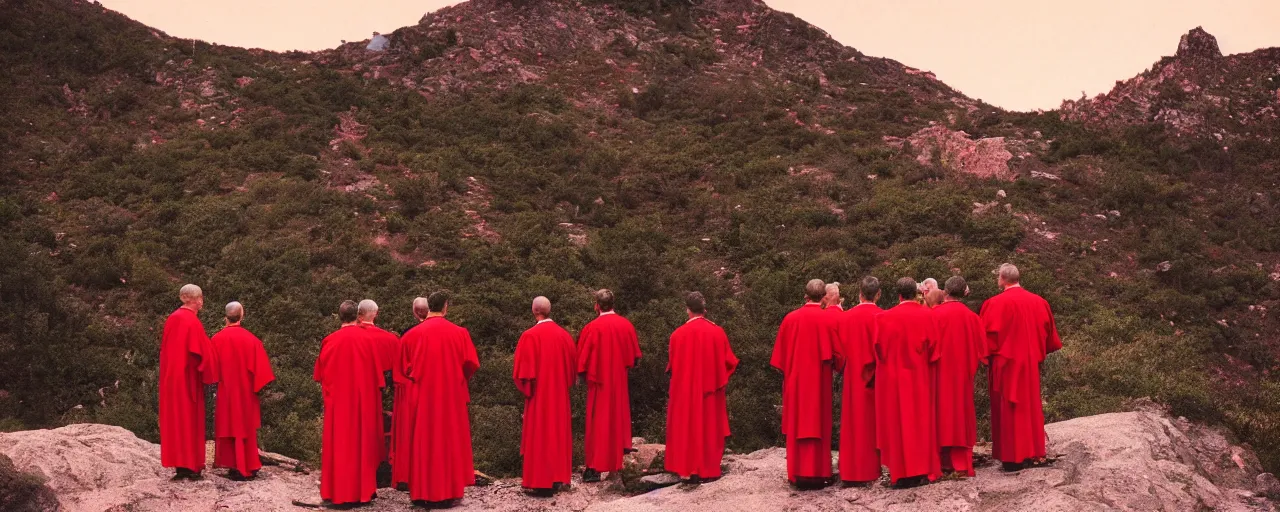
211, 325, 275, 476
159, 307, 217, 472
874, 301, 942, 484
833, 303, 882, 483
769, 302, 835, 482
403, 317, 480, 502
577, 312, 642, 473
932, 300, 987, 476
513, 320, 577, 490
979, 286, 1063, 464
390, 322, 422, 488
361, 323, 400, 461
664, 317, 738, 479
314, 325, 386, 505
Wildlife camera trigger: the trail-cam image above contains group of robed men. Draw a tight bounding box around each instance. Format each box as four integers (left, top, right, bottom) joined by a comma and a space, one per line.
158, 285, 737, 507
156, 261, 1059, 505
772, 263, 1062, 488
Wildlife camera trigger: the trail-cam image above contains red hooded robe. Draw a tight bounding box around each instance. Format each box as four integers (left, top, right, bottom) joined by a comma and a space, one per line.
576, 311, 642, 473
211, 325, 275, 476
313, 325, 386, 505
769, 302, 835, 483
513, 320, 577, 490
403, 316, 480, 502
159, 307, 217, 472
664, 316, 738, 479
874, 301, 942, 484
833, 302, 882, 483
979, 286, 1062, 464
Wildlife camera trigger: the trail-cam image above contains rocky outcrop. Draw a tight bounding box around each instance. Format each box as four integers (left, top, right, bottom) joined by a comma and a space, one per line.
1, 410, 1274, 511
886, 126, 1016, 180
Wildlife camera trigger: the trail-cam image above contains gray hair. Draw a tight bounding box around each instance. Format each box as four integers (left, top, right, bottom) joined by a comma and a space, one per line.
225, 301, 244, 323
357, 299, 378, 319
997, 263, 1021, 284
179, 284, 203, 302
412, 297, 430, 320
805, 279, 826, 302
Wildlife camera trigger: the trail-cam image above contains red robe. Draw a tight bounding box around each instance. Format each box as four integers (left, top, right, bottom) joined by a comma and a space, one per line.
403, 317, 480, 502
769, 302, 835, 482
159, 307, 217, 471
932, 301, 986, 476
361, 323, 399, 460
513, 320, 577, 490
874, 301, 942, 484
665, 316, 738, 479
576, 312, 641, 473
313, 325, 386, 505
833, 302, 882, 483
979, 286, 1063, 464
391, 322, 421, 488
211, 325, 274, 475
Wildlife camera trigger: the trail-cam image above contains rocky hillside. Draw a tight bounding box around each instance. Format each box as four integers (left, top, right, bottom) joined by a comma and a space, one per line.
1, 0, 1279, 481
1, 408, 1276, 511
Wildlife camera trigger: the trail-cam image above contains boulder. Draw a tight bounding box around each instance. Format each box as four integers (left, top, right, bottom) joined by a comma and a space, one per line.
588, 411, 1276, 512
2, 411, 1274, 511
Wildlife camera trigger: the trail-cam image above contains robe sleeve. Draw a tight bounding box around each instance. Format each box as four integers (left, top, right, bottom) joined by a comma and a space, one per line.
861, 317, 878, 386
831, 317, 848, 373
979, 300, 1003, 358
252, 339, 276, 393
189, 321, 219, 385
722, 332, 739, 382
513, 334, 536, 398
313, 342, 326, 384
628, 326, 642, 368
969, 315, 987, 373
769, 318, 790, 373
1044, 302, 1063, 356
400, 333, 416, 384
820, 315, 835, 363
461, 331, 480, 380
575, 327, 597, 382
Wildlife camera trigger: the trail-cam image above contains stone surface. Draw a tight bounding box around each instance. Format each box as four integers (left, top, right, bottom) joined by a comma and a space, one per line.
1, 412, 1275, 511
889, 125, 1015, 180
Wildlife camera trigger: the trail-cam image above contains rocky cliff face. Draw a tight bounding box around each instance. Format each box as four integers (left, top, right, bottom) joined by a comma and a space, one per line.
1060, 27, 1280, 140
2, 409, 1276, 511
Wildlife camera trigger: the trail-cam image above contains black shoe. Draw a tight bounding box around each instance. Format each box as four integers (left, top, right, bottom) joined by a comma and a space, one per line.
623, 448, 639, 454
172, 467, 203, 481
892, 476, 929, 489
582, 468, 601, 483
790, 476, 829, 490
526, 487, 556, 498
412, 499, 456, 509
396, 482, 409, 492
1001, 461, 1025, 472
681, 475, 702, 486
227, 469, 247, 481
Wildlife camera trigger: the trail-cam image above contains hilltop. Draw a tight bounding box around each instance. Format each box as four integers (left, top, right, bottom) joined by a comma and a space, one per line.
0, 0, 1278, 481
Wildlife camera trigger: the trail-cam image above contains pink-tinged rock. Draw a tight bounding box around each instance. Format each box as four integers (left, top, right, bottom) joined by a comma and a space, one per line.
905, 126, 1015, 180
235, 76, 254, 88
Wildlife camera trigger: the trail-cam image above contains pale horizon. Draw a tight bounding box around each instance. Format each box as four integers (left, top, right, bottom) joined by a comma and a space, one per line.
95, 0, 1280, 111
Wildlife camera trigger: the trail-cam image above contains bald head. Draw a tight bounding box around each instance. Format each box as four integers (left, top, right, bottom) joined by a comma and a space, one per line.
357, 299, 379, 323
412, 297, 430, 320
805, 279, 826, 302
179, 284, 204, 311
532, 296, 551, 318
997, 263, 1021, 287
225, 301, 244, 324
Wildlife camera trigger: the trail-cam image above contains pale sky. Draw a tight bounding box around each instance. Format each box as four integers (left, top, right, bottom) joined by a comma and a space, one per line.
97, 0, 1280, 111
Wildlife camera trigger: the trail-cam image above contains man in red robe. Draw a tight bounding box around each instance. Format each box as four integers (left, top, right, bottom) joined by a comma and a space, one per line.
665, 292, 738, 483
874, 277, 942, 487
159, 284, 217, 480
210, 301, 275, 480
513, 296, 577, 496
980, 263, 1063, 471
769, 279, 836, 488
391, 296, 430, 490
833, 277, 882, 485
402, 291, 480, 506
576, 289, 641, 483
357, 299, 399, 467
932, 276, 987, 477
314, 300, 386, 506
